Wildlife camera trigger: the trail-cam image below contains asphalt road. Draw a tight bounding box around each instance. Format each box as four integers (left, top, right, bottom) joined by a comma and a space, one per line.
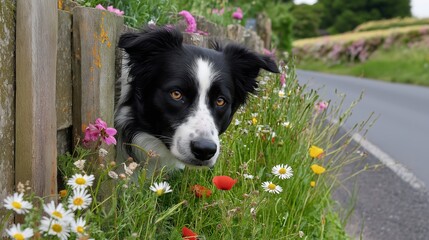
296, 70, 429, 239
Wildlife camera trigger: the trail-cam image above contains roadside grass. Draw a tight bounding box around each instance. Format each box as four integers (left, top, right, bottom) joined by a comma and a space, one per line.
1, 59, 372, 239
297, 46, 429, 87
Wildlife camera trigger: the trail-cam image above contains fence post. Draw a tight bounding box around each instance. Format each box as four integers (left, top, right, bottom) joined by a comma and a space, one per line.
0, 0, 16, 224
15, 0, 58, 197
72, 7, 123, 143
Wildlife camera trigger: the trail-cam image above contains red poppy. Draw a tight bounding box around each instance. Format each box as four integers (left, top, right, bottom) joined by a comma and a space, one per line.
212, 176, 237, 190
191, 184, 212, 198
182, 226, 198, 240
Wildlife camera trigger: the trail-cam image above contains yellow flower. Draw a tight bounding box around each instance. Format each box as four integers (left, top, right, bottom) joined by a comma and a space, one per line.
310, 181, 316, 187
59, 190, 67, 198
311, 164, 326, 175
309, 145, 324, 158
252, 117, 258, 125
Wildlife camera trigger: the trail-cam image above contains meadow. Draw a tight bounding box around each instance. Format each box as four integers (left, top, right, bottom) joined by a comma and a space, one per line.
2, 59, 371, 239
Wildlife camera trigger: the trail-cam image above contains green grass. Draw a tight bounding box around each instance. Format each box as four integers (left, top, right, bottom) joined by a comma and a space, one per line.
297, 46, 429, 86
1, 61, 373, 239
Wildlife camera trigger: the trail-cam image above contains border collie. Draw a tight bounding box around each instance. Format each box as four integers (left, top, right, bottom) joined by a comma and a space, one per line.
115, 27, 279, 173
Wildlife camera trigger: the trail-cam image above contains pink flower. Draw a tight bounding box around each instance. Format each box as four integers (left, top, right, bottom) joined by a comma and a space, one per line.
95, 4, 106, 10
179, 10, 197, 33
95, 4, 124, 16
107, 5, 124, 16
83, 118, 117, 145
280, 73, 286, 86
232, 8, 243, 20
315, 101, 329, 113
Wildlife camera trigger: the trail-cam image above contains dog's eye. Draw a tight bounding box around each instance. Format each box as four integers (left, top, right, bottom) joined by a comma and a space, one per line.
216, 97, 226, 107
170, 90, 182, 101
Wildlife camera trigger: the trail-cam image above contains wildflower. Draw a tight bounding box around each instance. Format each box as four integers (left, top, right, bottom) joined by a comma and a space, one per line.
179, 10, 197, 33
73, 159, 86, 171
43, 201, 74, 223
272, 164, 293, 179
98, 148, 108, 157
191, 184, 212, 198
108, 171, 119, 179
150, 181, 173, 196
67, 173, 95, 189
107, 5, 124, 16
252, 117, 258, 125
95, 4, 124, 16
232, 7, 243, 20
17, 182, 25, 193
314, 101, 329, 113
261, 181, 283, 194
40, 217, 70, 240
212, 8, 224, 16
123, 163, 134, 176
95, 118, 117, 145
68, 188, 92, 211
310, 181, 316, 187
309, 145, 324, 158
212, 176, 237, 190
3, 192, 33, 214
281, 121, 290, 128
311, 164, 326, 175
182, 226, 198, 240
6, 223, 34, 240
234, 119, 242, 125
71, 217, 87, 235
280, 72, 286, 87
243, 174, 254, 179
299, 230, 305, 238
128, 162, 140, 171
59, 190, 68, 198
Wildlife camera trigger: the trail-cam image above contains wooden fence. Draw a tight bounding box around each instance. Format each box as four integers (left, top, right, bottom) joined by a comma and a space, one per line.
0, 0, 269, 211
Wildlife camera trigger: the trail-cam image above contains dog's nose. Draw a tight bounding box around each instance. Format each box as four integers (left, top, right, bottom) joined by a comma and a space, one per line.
191, 139, 217, 161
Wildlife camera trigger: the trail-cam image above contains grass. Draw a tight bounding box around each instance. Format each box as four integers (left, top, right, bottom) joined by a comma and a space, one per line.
1, 59, 372, 239
293, 25, 429, 47
296, 46, 429, 86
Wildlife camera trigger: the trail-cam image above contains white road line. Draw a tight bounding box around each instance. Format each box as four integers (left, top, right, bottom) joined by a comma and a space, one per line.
352, 132, 426, 191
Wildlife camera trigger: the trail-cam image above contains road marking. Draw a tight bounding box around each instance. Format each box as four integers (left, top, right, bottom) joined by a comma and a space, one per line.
352, 132, 426, 191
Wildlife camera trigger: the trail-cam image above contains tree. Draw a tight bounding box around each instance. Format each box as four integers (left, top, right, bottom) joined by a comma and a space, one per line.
291, 4, 323, 39
318, 0, 411, 33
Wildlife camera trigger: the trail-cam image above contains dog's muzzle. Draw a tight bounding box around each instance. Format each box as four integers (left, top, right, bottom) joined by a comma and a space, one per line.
191, 138, 217, 161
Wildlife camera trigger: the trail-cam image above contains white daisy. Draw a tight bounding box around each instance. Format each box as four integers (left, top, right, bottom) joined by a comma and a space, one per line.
67, 173, 95, 189
68, 188, 92, 211
40, 216, 70, 240
262, 181, 283, 194
149, 181, 173, 196
43, 201, 74, 223
3, 192, 33, 214
272, 164, 293, 179
71, 217, 87, 235
6, 223, 34, 240
243, 174, 254, 179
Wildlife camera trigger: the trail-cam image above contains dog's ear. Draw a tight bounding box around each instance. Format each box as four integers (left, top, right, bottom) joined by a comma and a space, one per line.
118, 26, 183, 63
222, 44, 279, 111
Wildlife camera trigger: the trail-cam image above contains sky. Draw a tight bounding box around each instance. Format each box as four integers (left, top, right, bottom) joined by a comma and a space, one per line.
294, 0, 429, 18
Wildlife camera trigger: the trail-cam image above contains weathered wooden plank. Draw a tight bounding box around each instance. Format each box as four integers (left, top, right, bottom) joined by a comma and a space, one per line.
72, 7, 123, 143
0, 0, 16, 223
57, 10, 73, 130
15, 0, 58, 197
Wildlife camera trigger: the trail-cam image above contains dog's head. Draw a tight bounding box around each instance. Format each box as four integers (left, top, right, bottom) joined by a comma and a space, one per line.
116, 27, 279, 168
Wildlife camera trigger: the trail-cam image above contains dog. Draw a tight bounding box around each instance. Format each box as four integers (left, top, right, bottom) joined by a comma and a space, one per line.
115, 27, 279, 174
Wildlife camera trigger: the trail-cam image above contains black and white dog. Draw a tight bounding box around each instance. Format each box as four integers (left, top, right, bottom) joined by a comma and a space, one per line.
115, 27, 278, 173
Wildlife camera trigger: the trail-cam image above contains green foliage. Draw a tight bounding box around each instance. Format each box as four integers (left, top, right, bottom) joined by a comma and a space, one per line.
291, 4, 323, 39
297, 45, 429, 87
264, 1, 294, 51
76, 0, 179, 28
318, 0, 412, 34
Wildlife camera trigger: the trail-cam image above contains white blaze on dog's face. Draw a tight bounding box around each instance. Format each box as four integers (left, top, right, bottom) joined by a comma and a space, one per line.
170, 59, 220, 167
115, 27, 279, 169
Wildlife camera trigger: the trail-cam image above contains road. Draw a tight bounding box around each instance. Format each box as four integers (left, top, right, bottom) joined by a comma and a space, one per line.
296, 70, 429, 239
